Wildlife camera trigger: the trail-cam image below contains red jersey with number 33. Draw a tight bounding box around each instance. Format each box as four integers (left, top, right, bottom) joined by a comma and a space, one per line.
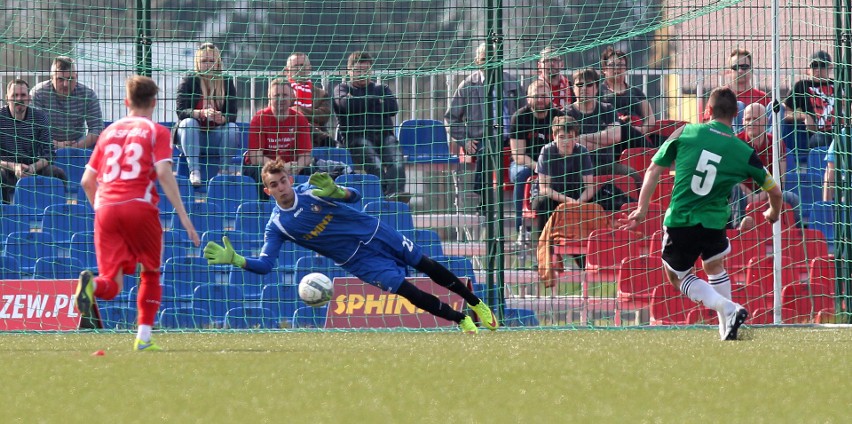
86, 117, 173, 209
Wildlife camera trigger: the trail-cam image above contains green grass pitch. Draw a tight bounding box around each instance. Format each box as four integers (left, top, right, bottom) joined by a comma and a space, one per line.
1, 327, 848, 423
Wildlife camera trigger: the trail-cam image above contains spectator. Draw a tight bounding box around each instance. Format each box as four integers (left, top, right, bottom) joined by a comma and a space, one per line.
509, 80, 564, 241
538, 46, 573, 109
445, 43, 523, 207
734, 103, 801, 227
702, 48, 771, 122
284, 52, 333, 148
0, 79, 67, 203
791, 50, 836, 148
563, 68, 639, 182
599, 46, 656, 134
532, 116, 597, 235
30, 56, 104, 150
175, 42, 240, 186
333, 51, 406, 197
245, 78, 313, 198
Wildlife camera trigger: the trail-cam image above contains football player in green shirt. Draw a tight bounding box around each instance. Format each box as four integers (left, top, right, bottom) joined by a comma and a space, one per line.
622, 87, 782, 340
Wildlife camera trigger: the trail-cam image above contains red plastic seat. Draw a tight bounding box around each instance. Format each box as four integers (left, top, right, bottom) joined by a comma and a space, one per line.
743, 255, 797, 312
614, 255, 665, 325
649, 283, 693, 325
618, 147, 656, 178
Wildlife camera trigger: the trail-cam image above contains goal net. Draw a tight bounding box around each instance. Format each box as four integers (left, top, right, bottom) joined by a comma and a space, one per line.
0, 0, 846, 331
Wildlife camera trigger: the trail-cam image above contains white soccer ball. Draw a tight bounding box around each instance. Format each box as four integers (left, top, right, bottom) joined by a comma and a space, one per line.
298, 272, 334, 307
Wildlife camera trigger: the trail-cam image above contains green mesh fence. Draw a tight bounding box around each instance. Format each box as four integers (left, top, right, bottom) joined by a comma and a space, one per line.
0, 0, 847, 332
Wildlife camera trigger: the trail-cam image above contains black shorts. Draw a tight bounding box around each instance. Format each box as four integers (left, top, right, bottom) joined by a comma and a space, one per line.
661, 225, 730, 273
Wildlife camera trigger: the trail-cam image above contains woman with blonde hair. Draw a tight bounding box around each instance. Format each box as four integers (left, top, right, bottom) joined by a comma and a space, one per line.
175, 42, 240, 186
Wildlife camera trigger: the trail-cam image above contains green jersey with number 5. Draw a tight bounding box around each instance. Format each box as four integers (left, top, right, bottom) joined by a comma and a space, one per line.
653, 121, 775, 229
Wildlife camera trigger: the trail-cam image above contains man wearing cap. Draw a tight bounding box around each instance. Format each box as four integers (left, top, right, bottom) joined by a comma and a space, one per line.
445, 43, 524, 209
791, 50, 836, 148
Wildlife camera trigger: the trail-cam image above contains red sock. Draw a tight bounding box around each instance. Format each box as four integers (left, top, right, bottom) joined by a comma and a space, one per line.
93, 276, 120, 300
136, 271, 162, 327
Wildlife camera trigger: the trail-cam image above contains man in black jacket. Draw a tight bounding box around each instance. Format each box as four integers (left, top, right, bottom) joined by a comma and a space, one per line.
333, 51, 406, 197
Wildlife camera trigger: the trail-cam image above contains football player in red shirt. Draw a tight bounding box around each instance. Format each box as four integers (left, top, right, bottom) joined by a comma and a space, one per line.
76, 75, 200, 351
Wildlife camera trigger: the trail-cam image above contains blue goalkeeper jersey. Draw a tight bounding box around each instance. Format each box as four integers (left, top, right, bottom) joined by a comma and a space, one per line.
243, 183, 379, 274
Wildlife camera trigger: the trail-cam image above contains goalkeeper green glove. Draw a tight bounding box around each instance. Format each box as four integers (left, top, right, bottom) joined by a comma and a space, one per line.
203, 236, 246, 268
309, 172, 347, 199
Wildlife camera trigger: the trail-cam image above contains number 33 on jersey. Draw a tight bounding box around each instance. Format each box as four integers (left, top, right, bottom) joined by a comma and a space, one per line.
86, 117, 174, 209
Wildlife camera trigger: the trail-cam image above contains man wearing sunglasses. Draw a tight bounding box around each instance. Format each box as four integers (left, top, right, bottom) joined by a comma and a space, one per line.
791, 50, 836, 148
702, 48, 769, 122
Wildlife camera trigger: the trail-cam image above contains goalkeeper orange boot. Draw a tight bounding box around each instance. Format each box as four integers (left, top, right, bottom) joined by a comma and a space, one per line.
75, 270, 96, 317
470, 301, 499, 331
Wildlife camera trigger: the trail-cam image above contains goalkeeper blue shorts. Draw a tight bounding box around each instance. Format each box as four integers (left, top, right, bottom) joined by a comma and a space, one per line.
341, 225, 423, 293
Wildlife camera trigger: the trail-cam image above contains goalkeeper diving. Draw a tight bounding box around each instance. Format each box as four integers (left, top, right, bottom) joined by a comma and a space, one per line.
203, 159, 497, 333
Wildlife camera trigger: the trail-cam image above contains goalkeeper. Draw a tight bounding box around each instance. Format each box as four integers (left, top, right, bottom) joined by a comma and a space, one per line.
203, 159, 498, 333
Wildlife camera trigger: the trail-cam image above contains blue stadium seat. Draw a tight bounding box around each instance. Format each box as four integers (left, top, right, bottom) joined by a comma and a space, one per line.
363, 200, 415, 233
54, 147, 90, 195
334, 173, 383, 211
431, 255, 476, 285
0, 256, 21, 279
312, 147, 355, 167
503, 308, 539, 327
787, 170, 823, 221
13, 176, 67, 215
40, 203, 94, 244
294, 255, 349, 283
293, 174, 310, 186
33, 256, 83, 279
0, 204, 35, 235
206, 175, 258, 216
781, 120, 810, 166
172, 202, 223, 235
4, 231, 56, 274
69, 231, 97, 270
411, 229, 444, 258
157, 176, 194, 227
234, 201, 274, 234
98, 304, 136, 330
228, 268, 275, 301
159, 306, 212, 329
162, 230, 195, 263
200, 230, 263, 258
807, 147, 829, 176
163, 256, 222, 306
224, 306, 278, 329
191, 283, 244, 326
278, 243, 314, 273
809, 202, 836, 252
291, 306, 328, 328
260, 283, 300, 324
397, 119, 458, 164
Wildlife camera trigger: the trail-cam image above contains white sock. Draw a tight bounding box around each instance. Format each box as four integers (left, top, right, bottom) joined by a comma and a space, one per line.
708, 271, 732, 332
707, 271, 732, 299
137, 325, 152, 342
680, 274, 735, 315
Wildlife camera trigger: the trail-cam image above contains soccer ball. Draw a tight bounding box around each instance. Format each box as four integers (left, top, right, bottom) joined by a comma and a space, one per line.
298, 272, 334, 307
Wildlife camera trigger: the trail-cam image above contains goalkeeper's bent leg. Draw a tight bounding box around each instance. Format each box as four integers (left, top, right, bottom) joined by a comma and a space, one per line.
396, 280, 466, 323
413, 256, 481, 306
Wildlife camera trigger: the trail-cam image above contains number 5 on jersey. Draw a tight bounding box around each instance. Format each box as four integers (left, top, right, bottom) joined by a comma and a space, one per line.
691, 150, 721, 196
